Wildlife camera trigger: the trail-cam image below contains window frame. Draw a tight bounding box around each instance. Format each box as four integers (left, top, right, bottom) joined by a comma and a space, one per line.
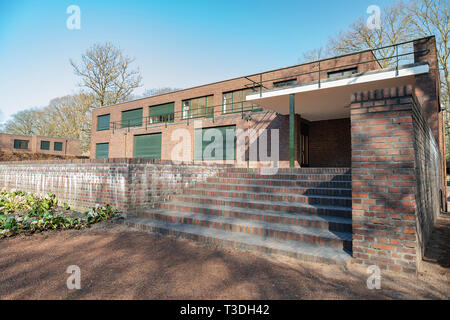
121, 108, 143, 128
327, 67, 358, 79
222, 88, 262, 114
54, 142, 63, 151
96, 143, 109, 159
40, 140, 50, 150
13, 139, 29, 150
97, 114, 111, 131
273, 78, 297, 88
148, 102, 175, 124
181, 95, 214, 120
194, 125, 236, 161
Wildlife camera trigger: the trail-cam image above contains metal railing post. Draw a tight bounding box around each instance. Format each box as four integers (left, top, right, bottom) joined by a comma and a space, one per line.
318, 61, 321, 88
396, 44, 399, 76
259, 74, 262, 98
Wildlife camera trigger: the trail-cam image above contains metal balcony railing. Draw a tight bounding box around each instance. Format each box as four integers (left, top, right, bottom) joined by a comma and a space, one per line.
106, 37, 431, 133
108, 99, 264, 133
244, 37, 430, 97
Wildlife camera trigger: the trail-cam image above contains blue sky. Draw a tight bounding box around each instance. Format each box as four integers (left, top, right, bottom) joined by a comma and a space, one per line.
0, 0, 393, 123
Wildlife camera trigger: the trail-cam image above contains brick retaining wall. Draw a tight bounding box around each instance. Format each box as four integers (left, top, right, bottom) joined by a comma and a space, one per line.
0, 159, 227, 216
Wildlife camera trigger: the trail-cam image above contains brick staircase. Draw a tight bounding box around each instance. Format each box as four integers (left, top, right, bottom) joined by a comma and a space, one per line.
124, 167, 353, 264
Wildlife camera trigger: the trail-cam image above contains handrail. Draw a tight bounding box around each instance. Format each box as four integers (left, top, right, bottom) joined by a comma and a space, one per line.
108, 100, 263, 133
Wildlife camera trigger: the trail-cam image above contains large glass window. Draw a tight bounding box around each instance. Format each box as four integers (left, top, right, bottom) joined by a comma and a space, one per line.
13, 139, 29, 150
222, 88, 261, 114
182, 96, 214, 119
149, 102, 174, 124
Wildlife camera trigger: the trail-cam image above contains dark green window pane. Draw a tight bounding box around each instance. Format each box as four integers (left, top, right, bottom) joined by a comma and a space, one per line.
13, 139, 29, 150
149, 103, 174, 124
122, 108, 143, 128
54, 142, 63, 151
194, 125, 236, 161
40, 141, 50, 150
96, 143, 109, 159
97, 114, 110, 131
133, 133, 161, 159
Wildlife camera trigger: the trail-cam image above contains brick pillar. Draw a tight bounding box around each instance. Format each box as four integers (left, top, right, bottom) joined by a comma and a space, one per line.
351, 85, 419, 273
414, 36, 446, 210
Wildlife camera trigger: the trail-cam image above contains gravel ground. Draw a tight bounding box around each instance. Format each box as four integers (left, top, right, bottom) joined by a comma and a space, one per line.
0, 216, 449, 300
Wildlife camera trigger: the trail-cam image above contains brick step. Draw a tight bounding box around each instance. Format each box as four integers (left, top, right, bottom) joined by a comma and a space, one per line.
226, 167, 351, 174
140, 210, 352, 250
216, 172, 352, 181
183, 188, 352, 207
193, 182, 352, 197
146, 201, 352, 232
164, 194, 352, 218
122, 217, 352, 264
206, 177, 351, 189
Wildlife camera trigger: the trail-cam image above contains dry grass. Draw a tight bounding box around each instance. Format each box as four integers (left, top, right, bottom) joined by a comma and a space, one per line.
0, 150, 87, 162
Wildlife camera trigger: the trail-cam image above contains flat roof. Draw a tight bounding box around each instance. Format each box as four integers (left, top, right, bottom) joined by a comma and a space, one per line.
96, 36, 434, 111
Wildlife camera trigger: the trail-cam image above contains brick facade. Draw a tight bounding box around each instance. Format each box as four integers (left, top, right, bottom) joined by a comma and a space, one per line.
0, 159, 227, 216
91, 51, 379, 167
0, 133, 82, 157
308, 118, 351, 167
351, 85, 441, 273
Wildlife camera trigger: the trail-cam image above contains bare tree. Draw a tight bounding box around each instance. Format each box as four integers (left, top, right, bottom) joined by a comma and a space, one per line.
37, 93, 96, 154
314, 0, 448, 156
406, 0, 449, 112
298, 47, 328, 63
3, 93, 95, 155
3, 109, 39, 136
327, 2, 414, 67
70, 42, 143, 107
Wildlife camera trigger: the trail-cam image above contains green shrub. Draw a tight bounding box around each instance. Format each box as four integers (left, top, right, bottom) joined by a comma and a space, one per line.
0, 189, 120, 238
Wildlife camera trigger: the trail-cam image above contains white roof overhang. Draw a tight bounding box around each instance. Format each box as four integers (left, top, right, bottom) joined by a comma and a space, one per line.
246, 63, 428, 121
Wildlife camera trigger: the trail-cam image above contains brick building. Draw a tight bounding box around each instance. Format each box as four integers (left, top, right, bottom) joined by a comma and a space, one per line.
0, 36, 442, 274
90, 37, 444, 173
91, 49, 382, 167
0, 133, 82, 157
